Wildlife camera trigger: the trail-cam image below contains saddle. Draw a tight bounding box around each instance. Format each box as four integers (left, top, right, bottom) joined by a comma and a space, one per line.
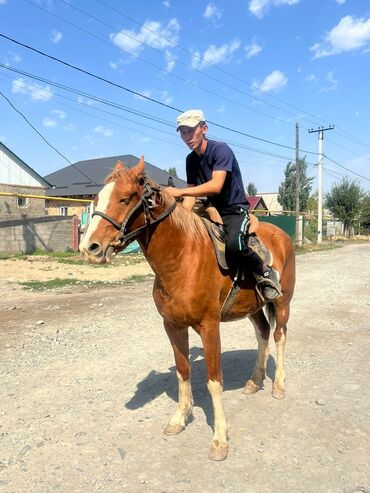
199, 206, 273, 272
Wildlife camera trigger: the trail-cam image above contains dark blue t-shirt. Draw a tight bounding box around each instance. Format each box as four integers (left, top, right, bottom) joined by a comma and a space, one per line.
186, 139, 249, 212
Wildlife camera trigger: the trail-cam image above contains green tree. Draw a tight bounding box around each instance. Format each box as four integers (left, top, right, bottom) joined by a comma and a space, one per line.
324, 177, 365, 236
167, 167, 178, 178
360, 193, 370, 232
278, 157, 313, 213
247, 182, 257, 196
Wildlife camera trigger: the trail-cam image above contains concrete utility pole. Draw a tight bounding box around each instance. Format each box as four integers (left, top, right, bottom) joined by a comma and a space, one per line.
308, 125, 334, 243
295, 123, 302, 246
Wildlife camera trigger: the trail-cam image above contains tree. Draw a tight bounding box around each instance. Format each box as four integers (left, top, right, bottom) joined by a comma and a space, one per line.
167, 167, 178, 178
278, 157, 313, 213
247, 182, 257, 196
324, 177, 365, 236
360, 193, 370, 232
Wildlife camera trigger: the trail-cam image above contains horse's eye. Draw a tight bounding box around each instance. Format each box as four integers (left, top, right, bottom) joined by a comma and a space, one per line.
120, 197, 131, 205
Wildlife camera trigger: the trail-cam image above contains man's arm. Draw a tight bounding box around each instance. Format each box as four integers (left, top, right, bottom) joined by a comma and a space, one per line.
166, 170, 227, 202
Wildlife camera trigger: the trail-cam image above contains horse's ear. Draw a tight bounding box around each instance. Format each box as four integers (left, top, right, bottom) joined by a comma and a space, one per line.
114, 160, 125, 171
133, 156, 145, 177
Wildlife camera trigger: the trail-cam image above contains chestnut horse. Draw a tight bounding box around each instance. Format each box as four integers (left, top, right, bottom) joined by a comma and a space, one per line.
79, 157, 295, 461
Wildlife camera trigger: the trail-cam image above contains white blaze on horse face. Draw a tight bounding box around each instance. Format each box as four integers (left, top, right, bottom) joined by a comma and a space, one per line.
79, 182, 115, 252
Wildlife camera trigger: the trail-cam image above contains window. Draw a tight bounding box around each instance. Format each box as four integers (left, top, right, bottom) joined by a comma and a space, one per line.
16, 197, 29, 208
60, 206, 68, 216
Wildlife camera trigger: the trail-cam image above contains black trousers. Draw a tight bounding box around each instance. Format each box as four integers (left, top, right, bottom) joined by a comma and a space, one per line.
221, 208, 265, 275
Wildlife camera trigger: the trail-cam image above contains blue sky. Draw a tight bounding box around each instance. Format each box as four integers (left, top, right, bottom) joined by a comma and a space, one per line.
0, 0, 369, 194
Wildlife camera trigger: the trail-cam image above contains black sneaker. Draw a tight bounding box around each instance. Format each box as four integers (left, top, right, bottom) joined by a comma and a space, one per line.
255, 268, 282, 302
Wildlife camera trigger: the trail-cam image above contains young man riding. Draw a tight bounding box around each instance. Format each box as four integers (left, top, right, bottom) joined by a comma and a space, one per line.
165, 109, 281, 302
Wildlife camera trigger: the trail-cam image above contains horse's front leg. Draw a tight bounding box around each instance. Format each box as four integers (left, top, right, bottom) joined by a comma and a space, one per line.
198, 320, 229, 461
163, 321, 193, 435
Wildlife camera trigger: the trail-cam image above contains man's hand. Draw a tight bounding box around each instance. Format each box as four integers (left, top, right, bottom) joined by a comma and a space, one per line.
165, 187, 184, 199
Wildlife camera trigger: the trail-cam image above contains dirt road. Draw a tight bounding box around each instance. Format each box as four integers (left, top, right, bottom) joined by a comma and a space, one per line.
0, 243, 369, 493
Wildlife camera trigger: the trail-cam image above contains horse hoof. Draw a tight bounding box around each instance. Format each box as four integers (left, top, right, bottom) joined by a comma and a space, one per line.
209, 440, 229, 461
272, 387, 285, 399
164, 423, 185, 435
243, 381, 259, 394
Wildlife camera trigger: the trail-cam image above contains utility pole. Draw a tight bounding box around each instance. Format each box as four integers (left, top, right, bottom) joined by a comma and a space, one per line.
295, 123, 301, 246
308, 125, 334, 243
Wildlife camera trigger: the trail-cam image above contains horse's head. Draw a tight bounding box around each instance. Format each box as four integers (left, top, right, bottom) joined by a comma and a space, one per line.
79, 156, 159, 264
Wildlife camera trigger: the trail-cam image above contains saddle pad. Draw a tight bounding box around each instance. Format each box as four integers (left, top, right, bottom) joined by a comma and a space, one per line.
200, 217, 228, 270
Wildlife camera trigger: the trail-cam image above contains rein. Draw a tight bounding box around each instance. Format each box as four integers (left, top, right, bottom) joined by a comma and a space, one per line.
92, 182, 176, 248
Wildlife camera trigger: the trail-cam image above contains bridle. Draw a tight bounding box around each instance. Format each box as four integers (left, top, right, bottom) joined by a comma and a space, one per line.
92, 182, 177, 249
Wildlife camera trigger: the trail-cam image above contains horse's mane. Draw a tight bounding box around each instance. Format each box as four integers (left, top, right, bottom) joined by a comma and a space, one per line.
161, 188, 209, 242
105, 167, 208, 242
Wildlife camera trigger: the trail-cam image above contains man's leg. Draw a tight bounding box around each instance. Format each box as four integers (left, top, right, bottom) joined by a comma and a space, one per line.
222, 210, 282, 302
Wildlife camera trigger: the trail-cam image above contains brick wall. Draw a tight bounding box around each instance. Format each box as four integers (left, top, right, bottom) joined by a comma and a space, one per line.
0, 184, 46, 216
0, 214, 80, 254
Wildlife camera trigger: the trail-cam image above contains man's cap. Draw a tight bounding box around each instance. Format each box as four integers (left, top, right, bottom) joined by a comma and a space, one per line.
176, 109, 206, 130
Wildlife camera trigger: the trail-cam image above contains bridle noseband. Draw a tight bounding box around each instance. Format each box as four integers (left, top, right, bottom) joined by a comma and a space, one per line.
92, 182, 176, 249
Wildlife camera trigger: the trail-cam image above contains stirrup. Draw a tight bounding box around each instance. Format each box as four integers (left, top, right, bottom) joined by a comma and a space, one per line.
254, 270, 282, 302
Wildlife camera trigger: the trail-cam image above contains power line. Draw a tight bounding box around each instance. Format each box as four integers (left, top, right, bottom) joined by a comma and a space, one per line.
24, 0, 307, 128
0, 37, 320, 155
0, 89, 72, 165
324, 155, 370, 181
0, 88, 102, 186
92, 0, 370, 153
93, 0, 333, 127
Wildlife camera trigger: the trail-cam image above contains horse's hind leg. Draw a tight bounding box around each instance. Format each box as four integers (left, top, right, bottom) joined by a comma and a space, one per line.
272, 303, 290, 400
163, 321, 193, 435
244, 309, 270, 394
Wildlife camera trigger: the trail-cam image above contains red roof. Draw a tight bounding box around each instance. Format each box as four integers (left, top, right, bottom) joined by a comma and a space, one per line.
246, 195, 268, 211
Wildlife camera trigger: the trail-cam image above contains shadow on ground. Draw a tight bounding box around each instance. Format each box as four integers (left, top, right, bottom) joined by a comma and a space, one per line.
125, 348, 276, 428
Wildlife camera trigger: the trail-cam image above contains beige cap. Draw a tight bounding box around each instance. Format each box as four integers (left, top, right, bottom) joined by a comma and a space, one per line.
176, 109, 206, 130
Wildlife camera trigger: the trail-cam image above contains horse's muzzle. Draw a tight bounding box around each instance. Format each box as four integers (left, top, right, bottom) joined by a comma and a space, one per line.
81, 242, 116, 264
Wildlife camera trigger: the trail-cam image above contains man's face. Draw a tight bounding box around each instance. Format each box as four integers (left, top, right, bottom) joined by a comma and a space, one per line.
179, 123, 207, 153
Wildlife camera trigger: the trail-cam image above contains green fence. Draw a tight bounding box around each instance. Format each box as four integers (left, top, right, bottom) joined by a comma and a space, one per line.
257, 215, 301, 240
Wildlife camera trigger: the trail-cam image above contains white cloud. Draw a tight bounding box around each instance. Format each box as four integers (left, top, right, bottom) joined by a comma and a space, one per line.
133, 89, 173, 105
12, 78, 53, 102
63, 123, 76, 131
245, 39, 263, 59
248, 0, 299, 19
310, 15, 370, 58
3, 51, 21, 66
94, 126, 113, 137
306, 73, 318, 82
164, 49, 176, 72
51, 30, 62, 44
42, 117, 57, 128
203, 3, 222, 21
253, 70, 287, 92
320, 70, 338, 92
163, 0, 170, 6
0, 0, 7, 5
77, 96, 95, 106
110, 18, 180, 57
192, 39, 240, 69
51, 109, 66, 119
336, 0, 346, 4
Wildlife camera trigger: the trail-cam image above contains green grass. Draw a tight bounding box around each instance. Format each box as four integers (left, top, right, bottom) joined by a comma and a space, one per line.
19, 274, 154, 291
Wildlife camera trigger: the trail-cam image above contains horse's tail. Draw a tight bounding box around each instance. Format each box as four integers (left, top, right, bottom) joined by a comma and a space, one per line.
265, 302, 276, 329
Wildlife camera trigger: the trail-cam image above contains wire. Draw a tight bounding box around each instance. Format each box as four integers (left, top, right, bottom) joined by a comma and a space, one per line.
324, 155, 370, 182
23, 0, 309, 128
0, 89, 102, 186
0, 39, 319, 155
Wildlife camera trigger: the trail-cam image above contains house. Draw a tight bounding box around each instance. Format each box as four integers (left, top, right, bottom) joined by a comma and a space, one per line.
246, 195, 269, 215
44, 154, 187, 218
0, 141, 78, 253
0, 141, 51, 217
258, 193, 283, 215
